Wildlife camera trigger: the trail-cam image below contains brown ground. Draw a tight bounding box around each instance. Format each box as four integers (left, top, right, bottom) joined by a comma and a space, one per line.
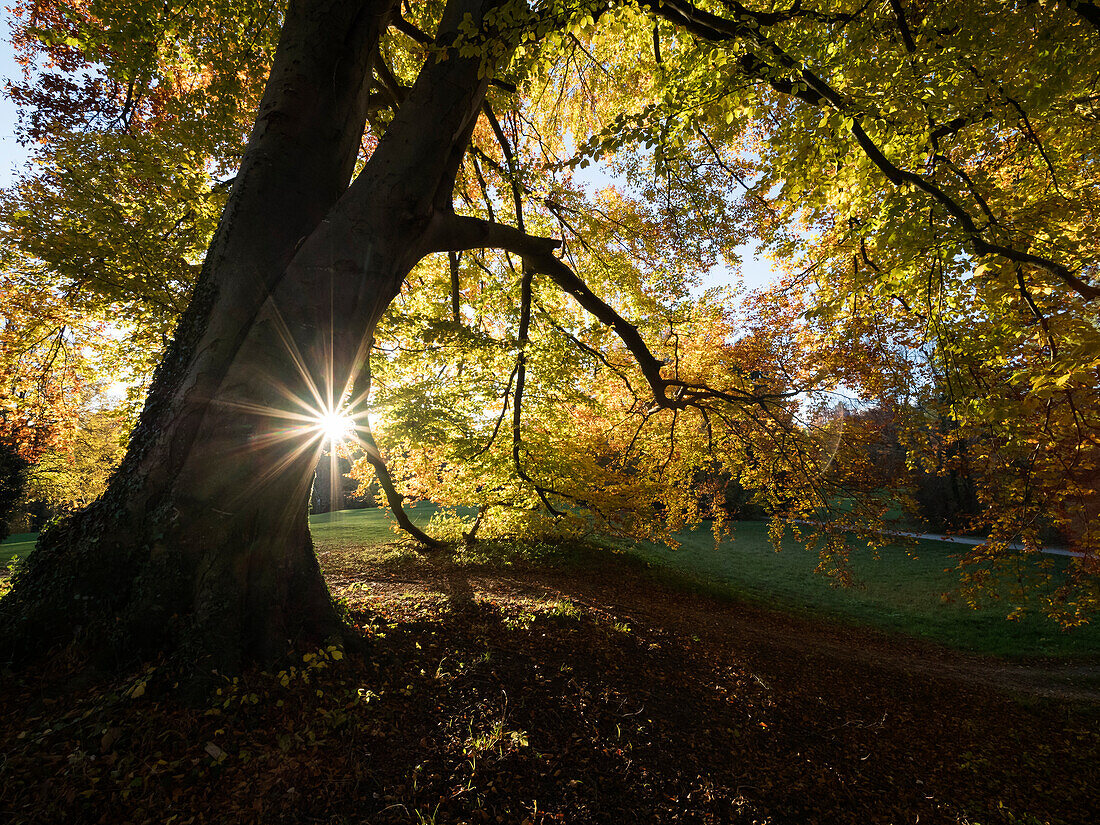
1, 544, 1098, 824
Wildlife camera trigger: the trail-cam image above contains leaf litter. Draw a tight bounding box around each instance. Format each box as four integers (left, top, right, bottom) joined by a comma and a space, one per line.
1, 542, 1097, 824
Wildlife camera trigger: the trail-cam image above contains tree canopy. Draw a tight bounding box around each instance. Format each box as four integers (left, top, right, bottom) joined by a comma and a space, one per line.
1, 0, 1098, 665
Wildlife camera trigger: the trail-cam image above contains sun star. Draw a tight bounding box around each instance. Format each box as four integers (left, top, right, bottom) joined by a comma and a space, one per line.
315, 408, 357, 447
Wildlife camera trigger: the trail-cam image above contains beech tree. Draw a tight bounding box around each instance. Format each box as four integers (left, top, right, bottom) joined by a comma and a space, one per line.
2, 0, 1099, 667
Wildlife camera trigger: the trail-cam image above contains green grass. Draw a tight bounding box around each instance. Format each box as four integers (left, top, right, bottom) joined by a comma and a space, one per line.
4, 508, 1097, 658
0, 532, 37, 566
622, 520, 1100, 659
309, 505, 436, 548
310, 504, 595, 569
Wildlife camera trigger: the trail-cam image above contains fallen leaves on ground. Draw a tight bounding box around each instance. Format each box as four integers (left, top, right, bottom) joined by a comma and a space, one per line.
1, 545, 1097, 824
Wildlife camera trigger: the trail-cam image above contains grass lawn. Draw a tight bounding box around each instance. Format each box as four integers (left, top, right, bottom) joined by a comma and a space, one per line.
0, 532, 37, 566
5, 506, 1097, 658
310, 503, 440, 547
623, 521, 1100, 659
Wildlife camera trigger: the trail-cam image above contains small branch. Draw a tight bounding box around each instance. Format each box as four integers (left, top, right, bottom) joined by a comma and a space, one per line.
697, 127, 778, 217
481, 117, 567, 515
859, 239, 924, 317
1000, 91, 1063, 194
448, 251, 462, 322
889, 0, 917, 53
931, 154, 999, 227
929, 114, 980, 145
1015, 267, 1059, 360
466, 362, 519, 460
360, 423, 444, 549
509, 260, 563, 515
468, 153, 497, 223
482, 102, 524, 229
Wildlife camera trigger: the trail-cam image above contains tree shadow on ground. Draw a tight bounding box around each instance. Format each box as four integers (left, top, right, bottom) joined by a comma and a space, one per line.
2, 547, 1097, 825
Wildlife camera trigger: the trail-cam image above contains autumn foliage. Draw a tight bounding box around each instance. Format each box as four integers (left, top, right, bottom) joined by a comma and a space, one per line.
0, 0, 1097, 631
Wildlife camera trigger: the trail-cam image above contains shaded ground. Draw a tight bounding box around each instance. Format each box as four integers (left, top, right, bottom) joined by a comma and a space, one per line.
1, 542, 1098, 824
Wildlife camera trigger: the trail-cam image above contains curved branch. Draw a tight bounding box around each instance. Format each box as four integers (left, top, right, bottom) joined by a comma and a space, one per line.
358, 421, 444, 549
423, 214, 787, 410
535, 297, 642, 401
357, 350, 442, 549
466, 361, 519, 460
1015, 266, 1059, 360
423, 213, 670, 401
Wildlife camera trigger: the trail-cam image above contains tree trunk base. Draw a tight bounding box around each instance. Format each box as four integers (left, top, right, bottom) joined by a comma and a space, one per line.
0, 491, 344, 673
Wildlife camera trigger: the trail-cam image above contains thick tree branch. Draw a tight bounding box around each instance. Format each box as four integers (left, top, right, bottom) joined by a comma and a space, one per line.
424, 215, 786, 411
371, 48, 407, 105
889, 0, 916, 53
423, 214, 670, 401
391, 13, 432, 44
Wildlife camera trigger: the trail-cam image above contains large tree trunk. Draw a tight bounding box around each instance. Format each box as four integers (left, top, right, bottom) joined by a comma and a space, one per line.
0, 0, 509, 671
0, 0, 395, 670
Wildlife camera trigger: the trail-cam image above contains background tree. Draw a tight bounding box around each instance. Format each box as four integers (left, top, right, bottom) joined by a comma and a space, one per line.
19, 406, 129, 525
0, 440, 27, 542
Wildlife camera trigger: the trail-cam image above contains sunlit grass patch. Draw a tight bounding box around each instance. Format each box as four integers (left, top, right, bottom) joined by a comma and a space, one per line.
0, 533, 36, 565
623, 521, 1100, 658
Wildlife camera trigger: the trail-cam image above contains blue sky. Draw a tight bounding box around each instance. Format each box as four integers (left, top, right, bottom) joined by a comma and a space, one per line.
1, 8, 25, 189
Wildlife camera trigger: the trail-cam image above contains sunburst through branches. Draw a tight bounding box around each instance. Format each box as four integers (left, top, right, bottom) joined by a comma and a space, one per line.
312, 407, 358, 448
